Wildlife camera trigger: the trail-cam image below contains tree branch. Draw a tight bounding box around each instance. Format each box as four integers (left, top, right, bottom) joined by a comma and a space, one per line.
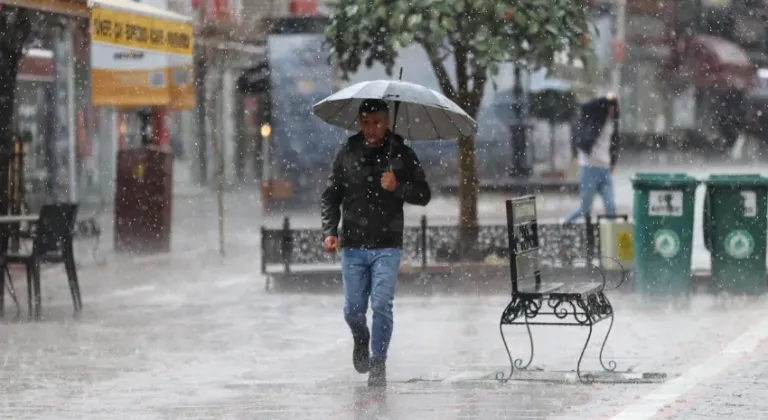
419, 39, 457, 101
453, 43, 469, 102
466, 63, 487, 116
452, 12, 470, 109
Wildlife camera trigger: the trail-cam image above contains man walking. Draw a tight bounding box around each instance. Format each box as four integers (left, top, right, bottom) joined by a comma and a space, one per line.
321, 99, 431, 387
564, 95, 620, 224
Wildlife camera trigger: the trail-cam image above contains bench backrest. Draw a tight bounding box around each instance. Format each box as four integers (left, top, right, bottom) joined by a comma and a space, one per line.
505, 196, 542, 294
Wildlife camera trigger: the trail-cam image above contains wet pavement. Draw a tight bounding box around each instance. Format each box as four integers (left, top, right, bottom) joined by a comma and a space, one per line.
66, 189, 263, 269
3, 243, 768, 418
661, 350, 768, 420
6, 161, 768, 418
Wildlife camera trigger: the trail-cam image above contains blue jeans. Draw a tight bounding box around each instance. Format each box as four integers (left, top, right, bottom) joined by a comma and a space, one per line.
564, 165, 616, 223
341, 248, 401, 360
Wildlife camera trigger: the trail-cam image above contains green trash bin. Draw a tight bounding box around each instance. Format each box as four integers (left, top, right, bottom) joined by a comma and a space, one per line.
631, 173, 699, 295
703, 174, 768, 295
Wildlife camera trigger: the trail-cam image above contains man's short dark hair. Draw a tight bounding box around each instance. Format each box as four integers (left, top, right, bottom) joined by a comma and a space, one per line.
358, 99, 390, 116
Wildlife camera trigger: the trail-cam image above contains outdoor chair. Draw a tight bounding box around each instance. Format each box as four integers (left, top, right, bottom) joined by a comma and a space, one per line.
0, 259, 21, 318
1, 203, 82, 320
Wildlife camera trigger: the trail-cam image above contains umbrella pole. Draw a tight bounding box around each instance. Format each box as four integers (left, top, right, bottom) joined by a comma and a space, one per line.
389, 67, 404, 162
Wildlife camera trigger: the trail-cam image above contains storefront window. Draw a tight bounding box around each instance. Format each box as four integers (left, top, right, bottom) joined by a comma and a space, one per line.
15, 80, 51, 199
620, 60, 666, 134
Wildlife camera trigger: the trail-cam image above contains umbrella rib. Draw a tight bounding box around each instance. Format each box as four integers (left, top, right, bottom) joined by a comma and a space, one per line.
342, 99, 362, 131
424, 103, 463, 139
326, 99, 353, 127
346, 109, 359, 131
444, 108, 468, 138
403, 102, 412, 139
420, 104, 440, 139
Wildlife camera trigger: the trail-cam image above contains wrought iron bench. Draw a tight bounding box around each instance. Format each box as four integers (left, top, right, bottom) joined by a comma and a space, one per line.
496, 195, 620, 384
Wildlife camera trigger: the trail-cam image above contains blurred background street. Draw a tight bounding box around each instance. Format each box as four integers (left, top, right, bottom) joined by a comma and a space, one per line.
2, 0, 768, 417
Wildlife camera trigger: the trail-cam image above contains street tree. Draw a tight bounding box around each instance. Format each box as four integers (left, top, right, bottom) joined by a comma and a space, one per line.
0, 8, 81, 231
326, 0, 592, 257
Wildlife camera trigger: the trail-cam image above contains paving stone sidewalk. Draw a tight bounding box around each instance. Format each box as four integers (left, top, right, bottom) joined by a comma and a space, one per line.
2, 248, 767, 419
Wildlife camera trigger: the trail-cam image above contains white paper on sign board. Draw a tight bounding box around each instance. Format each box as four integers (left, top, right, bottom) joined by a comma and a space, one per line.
649, 190, 684, 217
741, 191, 757, 217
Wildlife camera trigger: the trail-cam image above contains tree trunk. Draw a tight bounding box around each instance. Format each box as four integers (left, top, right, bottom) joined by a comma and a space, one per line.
0, 8, 33, 252
421, 44, 485, 260
0, 54, 22, 252
457, 134, 479, 259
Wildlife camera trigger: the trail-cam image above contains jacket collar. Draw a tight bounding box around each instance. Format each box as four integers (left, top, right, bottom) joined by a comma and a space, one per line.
349, 130, 404, 148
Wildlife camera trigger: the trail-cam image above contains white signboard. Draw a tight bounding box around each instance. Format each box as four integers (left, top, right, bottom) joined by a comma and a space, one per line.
649, 190, 684, 217
741, 191, 757, 217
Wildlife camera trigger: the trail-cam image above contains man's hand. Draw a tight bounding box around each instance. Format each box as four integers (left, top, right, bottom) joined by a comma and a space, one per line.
323, 236, 339, 253
381, 170, 397, 192
610, 166, 615, 174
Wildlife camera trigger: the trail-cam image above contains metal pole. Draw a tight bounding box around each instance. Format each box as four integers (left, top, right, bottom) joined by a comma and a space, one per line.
611, 0, 627, 94
261, 132, 270, 187
66, 26, 77, 203
195, 2, 208, 185
213, 131, 225, 257
510, 66, 530, 178
111, 108, 119, 189
211, 64, 226, 258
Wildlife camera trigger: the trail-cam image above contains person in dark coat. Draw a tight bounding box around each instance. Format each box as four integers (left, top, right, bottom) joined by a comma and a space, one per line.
564, 95, 620, 223
320, 99, 431, 387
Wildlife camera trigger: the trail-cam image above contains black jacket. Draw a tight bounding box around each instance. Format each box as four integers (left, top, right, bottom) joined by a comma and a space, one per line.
321, 131, 431, 249
572, 97, 620, 167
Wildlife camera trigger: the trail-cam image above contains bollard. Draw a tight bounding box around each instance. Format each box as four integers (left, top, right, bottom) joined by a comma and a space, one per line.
281, 217, 293, 273
420, 215, 428, 270
261, 226, 267, 275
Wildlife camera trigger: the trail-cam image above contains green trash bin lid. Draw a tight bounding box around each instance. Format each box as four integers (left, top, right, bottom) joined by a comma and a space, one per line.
705, 174, 768, 187
631, 173, 699, 188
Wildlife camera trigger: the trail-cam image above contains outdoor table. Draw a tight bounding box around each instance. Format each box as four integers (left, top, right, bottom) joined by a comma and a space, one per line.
0, 215, 39, 223
0, 214, 39, 253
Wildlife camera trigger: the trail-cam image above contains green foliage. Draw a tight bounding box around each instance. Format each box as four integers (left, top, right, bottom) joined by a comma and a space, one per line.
326, 0, 592, 113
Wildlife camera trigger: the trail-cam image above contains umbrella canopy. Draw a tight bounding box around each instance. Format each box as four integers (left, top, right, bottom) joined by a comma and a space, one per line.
312, 80, 477, 140
492, 78, 580, 124
530, 89, 579, 122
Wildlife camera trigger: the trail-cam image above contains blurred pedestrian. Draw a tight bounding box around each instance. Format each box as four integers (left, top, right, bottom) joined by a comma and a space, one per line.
320, 99, 431, 387
564, 94, 620, 224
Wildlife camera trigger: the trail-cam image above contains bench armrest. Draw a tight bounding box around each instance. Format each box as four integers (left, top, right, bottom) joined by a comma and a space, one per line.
566, 253, 628, 291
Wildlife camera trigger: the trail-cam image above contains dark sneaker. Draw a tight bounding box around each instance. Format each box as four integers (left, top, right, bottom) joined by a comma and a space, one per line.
367, 356, 386, 387
353, 332, 371, 373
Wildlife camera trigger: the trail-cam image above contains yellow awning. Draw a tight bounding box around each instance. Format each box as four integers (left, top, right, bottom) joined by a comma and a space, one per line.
88, 0, 195, 109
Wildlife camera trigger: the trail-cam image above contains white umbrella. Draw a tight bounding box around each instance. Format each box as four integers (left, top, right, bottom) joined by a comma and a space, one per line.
312, 79, 477, 140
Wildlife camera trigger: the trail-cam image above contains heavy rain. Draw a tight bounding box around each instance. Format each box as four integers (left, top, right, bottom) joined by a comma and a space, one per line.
0, 0, 766, 418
